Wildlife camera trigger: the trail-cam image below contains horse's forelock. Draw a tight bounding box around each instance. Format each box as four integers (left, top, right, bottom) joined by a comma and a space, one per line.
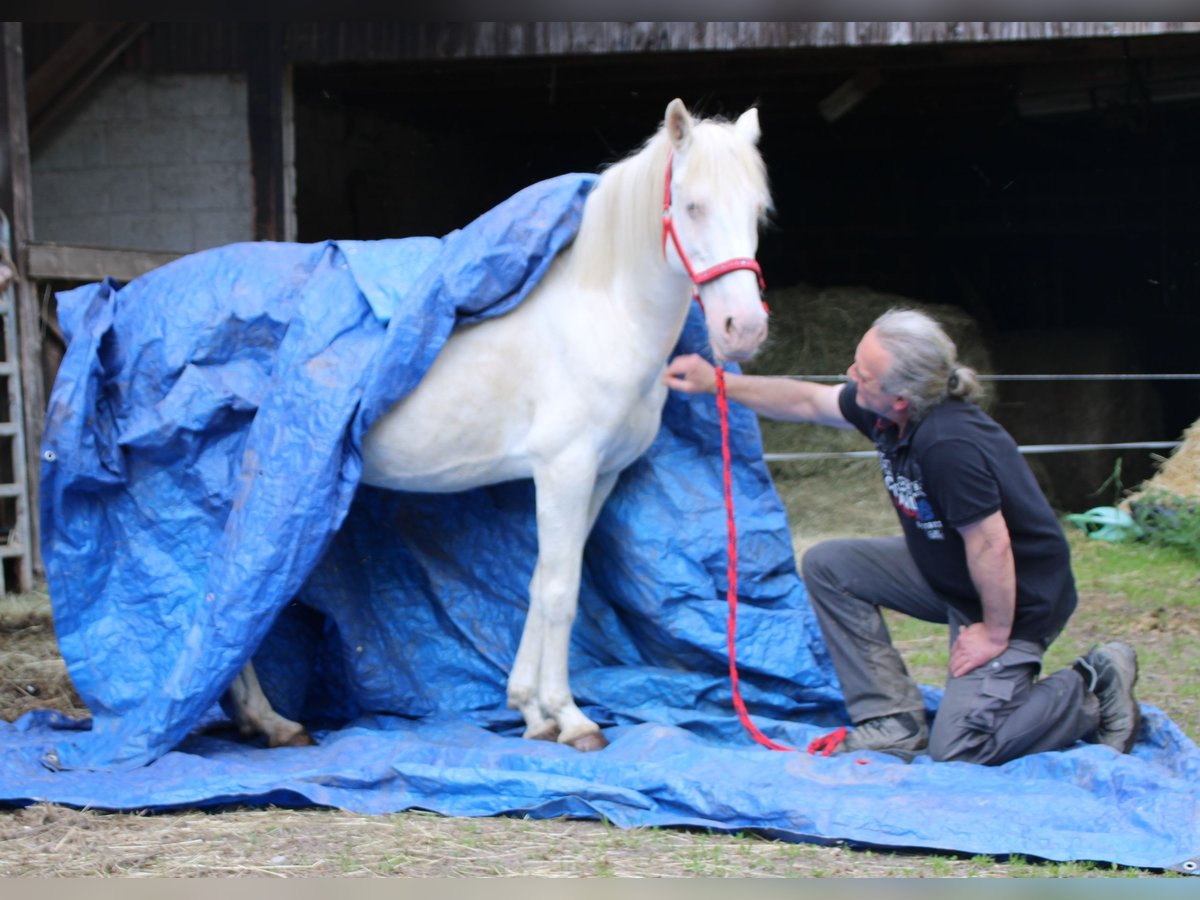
683, 120, 771, 215
570, 114, 770, 288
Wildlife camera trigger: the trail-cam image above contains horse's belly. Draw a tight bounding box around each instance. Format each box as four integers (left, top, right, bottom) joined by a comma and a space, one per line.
360, 384, 663, 494
360, 443, 531, 493
360, 401, 532, 493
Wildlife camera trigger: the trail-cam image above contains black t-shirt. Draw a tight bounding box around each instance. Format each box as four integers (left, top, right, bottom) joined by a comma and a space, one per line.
838, 382, 1077, 643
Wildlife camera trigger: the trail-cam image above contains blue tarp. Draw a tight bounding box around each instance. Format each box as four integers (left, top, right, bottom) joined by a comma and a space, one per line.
3, 173, 1199, 873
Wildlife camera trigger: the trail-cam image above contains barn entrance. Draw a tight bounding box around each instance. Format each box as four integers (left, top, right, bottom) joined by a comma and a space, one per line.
290, 36, 1200, 510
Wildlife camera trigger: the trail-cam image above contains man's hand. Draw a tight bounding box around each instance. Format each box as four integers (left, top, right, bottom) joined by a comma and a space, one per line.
663, 353, 717, 395
954, 511, 1016, 678
949, 622, 1008, 678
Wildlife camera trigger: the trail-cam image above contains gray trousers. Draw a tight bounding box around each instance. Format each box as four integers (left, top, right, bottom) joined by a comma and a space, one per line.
801, 536, 1100, 766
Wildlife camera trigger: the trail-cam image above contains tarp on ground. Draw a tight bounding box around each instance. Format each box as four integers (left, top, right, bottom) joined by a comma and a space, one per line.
2, 173, 1198, 873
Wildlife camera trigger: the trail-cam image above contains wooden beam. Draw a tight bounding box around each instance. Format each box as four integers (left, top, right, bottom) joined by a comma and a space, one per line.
26, 23, 128, 116
1, 22, 43, 584
27, 22, 149, 143
27, 242, 181, 282
246, 23, 287, 241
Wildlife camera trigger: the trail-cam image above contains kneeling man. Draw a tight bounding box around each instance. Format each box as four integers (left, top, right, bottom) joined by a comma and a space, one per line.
664, 308, 1140, 765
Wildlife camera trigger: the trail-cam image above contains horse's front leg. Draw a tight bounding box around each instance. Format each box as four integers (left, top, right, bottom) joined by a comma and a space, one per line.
508, 456, 618, 751
226, 662, 315, 748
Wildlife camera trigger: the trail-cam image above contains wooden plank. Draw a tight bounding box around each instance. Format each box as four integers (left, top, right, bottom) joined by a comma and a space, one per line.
25, 23, 127, 115
27, 22, 148, 142
25, 21, 1200, 71
280, 21, 1200, 62
26, 242, 182, 282
246, 23, 286, 241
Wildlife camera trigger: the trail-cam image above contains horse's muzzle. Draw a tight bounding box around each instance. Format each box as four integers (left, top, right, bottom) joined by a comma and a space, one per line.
714, 316, 768, 363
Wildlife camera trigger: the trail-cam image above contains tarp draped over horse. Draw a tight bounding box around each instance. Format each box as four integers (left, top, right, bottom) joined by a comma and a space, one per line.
4, 171, 1199, 874
35, 170, 839, 772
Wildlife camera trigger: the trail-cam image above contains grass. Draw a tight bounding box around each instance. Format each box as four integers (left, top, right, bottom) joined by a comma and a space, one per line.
1130, 491, 1200, 560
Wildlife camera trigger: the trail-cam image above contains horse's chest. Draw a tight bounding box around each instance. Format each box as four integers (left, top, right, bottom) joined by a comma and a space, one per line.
593, 380, 668, 473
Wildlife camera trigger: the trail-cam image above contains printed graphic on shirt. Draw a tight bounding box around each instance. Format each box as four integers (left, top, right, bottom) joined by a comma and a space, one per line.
877, 455, 945, 540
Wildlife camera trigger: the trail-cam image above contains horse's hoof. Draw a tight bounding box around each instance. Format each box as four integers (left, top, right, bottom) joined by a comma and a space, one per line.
567, 731, 608, 752
525, 724, 561, 743
275, 730, 316, 748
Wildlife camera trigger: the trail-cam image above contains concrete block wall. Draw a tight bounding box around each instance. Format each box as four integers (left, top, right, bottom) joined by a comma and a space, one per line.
31, 72, 254, 254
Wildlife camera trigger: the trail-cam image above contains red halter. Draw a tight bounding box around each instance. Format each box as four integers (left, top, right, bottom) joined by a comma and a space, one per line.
660, 147, 766, 299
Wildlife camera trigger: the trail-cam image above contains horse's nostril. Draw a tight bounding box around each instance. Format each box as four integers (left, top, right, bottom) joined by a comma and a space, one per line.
725, 316, 735, 334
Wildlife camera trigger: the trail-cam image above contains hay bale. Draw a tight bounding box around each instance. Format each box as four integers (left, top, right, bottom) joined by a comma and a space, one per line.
747, 283, 993, 382
1123, 416, 1200, 508
744, 284, 992, 539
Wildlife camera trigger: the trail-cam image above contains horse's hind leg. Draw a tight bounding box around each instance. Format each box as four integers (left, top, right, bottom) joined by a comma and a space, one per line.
508, 459, 618, 751
226, 662, 315, 748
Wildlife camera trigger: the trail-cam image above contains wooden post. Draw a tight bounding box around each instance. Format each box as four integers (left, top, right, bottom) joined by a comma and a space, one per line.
0, 22, 43, 583
246, 23, 288, 241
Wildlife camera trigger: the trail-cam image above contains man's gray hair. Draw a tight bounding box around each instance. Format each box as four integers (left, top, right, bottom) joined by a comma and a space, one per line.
872, 308, 981, 422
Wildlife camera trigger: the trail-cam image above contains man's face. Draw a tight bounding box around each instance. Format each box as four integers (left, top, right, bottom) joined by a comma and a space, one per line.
848, 328, 908, 425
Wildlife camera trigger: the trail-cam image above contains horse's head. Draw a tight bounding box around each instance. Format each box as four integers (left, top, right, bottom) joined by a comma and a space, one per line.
662, 99, 771, 363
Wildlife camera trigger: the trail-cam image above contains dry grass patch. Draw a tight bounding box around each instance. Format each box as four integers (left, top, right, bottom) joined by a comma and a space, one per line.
0, 589, 87, 722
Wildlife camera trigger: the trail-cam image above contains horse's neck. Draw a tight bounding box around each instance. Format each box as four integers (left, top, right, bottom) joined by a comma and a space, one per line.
616, 265, 696, 369
562, 156, 695, 369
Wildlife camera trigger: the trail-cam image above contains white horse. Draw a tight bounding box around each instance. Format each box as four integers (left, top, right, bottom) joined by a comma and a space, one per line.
227, 98, 772, 752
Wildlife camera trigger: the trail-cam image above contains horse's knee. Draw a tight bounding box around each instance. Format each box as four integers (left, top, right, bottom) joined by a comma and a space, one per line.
531, 575, 579, 620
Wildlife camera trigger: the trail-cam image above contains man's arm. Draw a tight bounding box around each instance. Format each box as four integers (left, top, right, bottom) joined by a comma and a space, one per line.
663, 353, 852, 428
949, 509, 1016, 678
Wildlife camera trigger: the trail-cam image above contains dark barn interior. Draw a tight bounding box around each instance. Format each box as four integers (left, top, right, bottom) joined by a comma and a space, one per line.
291, 34, 1200, 510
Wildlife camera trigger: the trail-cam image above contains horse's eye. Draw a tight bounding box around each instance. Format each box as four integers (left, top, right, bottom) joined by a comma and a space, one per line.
685, 202, 702, 218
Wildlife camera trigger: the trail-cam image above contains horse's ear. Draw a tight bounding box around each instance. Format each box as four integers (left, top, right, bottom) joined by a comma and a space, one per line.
665, 98, 693, 151
735, 107, 761, 145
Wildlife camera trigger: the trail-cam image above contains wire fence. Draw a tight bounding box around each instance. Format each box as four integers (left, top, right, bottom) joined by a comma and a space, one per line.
762, 373, 1200, 463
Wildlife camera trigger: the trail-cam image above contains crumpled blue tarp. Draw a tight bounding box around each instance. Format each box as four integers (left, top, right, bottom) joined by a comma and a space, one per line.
4, 705, 1196, 872
3, 172, 1199, 873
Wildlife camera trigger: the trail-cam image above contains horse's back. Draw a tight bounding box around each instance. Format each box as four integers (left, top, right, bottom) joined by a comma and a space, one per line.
360, 265, 665, 493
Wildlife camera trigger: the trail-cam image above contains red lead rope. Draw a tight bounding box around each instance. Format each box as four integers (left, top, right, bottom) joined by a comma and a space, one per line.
662, 148, 830, 754
714, 366, 794, 752
715, 367, 849, 763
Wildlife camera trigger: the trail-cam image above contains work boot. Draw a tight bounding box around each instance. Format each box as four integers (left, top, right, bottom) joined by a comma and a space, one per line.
836, 711, 928, 760
1075, 641, 1141, 753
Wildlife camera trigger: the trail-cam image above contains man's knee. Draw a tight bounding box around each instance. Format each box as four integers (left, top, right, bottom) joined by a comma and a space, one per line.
927, 728, 1004, 766
800, 539, 850, 589
921, 724, 1017, 763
